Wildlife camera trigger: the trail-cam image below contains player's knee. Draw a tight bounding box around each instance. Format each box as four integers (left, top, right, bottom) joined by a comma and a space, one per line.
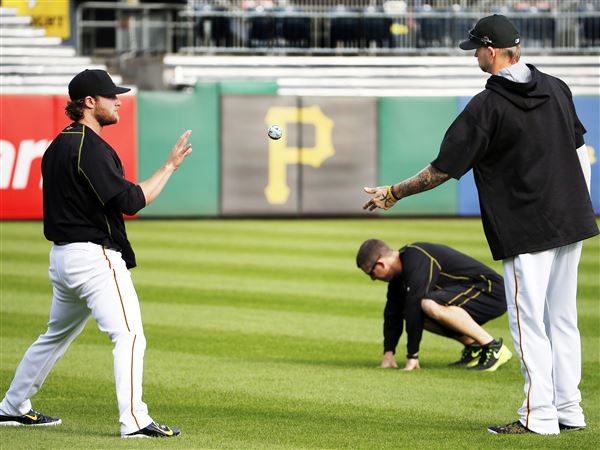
421, 299, 440, 319
110, 330, 146, 348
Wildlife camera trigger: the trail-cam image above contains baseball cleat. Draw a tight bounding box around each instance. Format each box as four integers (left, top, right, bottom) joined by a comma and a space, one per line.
0, 409, 62, 426
122, 421, 181, 438
487, 420, 536, 434
559, 423, 586, 431
470, 338, 512, 371
448, 343, 482, 367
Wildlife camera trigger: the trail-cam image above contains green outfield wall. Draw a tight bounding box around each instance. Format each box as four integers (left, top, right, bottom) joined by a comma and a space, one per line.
378, 98, 458, 215
132, 85, 599, 217
137, 83, 220, 216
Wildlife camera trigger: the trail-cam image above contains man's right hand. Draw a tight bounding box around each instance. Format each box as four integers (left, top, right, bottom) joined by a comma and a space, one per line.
379, 351, 398, 369
166, 130, 193, 171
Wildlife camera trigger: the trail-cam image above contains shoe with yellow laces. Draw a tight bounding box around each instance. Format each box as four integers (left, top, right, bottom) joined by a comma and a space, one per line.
448, 343, 482, 367
0, 409, 61, 426
470, 338, 512, 372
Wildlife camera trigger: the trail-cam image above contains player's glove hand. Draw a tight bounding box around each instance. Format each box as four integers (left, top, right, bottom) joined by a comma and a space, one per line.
363, 185, 400, 211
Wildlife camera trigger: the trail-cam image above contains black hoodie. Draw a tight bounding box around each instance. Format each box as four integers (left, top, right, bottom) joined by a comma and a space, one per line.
432, 64, 598, 260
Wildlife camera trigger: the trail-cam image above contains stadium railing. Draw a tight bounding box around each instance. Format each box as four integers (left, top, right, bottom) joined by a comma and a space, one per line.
74, 2, 600, 57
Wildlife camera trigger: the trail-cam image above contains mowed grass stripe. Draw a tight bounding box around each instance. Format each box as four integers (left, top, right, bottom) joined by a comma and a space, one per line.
0, 293, 381, 344
4, 257, 598, 301
1, 275, 384, 319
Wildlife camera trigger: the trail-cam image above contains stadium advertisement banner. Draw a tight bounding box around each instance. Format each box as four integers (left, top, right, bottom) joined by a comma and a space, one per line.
0, 95, 138, 219
221, 95, 377, 215
3, 0, 71, 40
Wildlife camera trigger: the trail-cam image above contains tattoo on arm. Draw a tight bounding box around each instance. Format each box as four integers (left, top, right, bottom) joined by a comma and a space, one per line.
394, 165, 450, 199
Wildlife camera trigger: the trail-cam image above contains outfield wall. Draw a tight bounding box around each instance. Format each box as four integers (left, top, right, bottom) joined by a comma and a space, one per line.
1, 87, 598, 218
0, 95, 138, 219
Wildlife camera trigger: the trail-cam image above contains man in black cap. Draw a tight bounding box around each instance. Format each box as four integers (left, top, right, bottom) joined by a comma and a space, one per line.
0, 69, 192, 438
362, 15, 597, 435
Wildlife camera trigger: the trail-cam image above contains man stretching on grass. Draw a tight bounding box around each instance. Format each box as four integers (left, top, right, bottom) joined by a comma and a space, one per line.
357, 239, 512, 371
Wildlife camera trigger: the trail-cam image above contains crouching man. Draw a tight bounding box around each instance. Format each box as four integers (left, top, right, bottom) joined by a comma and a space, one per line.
357, 239, 512, 371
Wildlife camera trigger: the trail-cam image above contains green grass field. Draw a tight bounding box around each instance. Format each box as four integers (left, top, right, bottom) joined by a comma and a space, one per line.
1, 219, 598, 449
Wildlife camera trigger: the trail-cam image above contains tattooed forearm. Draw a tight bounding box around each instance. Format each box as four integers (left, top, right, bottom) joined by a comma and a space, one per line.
392, 164, 450, 199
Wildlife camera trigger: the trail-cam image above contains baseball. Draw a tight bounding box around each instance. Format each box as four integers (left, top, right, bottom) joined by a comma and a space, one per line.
267, 125, 282, 140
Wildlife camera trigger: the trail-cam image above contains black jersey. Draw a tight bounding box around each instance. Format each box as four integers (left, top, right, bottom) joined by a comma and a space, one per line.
432, 65, 598, 260
42, 123, 145, 268
383, 242, 503, 355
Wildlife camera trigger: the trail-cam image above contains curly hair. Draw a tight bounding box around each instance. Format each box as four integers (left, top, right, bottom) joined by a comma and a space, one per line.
65, 99, 87, 121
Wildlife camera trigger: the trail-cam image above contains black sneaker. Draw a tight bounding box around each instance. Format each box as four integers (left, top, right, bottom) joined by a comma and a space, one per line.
122, 421, 181, 438
448, 344, 482, 367
470, 338, 512, 372
559, 423, 586, 431
488, 420, 536, 434
0, 409, 61, 426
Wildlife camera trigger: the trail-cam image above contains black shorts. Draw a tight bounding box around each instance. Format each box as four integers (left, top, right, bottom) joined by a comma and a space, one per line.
426, 284, 506, 325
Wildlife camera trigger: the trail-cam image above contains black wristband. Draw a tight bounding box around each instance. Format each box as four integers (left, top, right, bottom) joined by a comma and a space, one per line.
406, 353, 418, 359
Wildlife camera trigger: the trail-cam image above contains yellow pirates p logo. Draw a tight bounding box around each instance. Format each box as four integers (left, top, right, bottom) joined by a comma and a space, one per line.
264, 106, 335, 204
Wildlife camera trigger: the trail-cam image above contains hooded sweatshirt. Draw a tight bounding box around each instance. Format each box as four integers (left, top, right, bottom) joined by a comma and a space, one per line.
431, 64, 598, 260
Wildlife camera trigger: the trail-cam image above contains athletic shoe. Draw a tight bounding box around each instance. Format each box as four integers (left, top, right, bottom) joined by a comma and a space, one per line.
122, 421, 181, 438
448, 344, 482, 367
0, 409, 62, 426
487, 420, 536, 434
470, 338, 512, 372
559, 423, 586, 431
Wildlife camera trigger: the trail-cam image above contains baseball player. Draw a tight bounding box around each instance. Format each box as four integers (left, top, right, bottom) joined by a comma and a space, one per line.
357, 239, 511, 372
0, 69, 191, 438
362, 15, 598, 435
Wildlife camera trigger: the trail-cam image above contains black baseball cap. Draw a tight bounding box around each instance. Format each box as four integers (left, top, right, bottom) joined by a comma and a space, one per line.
459, 14, 520, 50
68, 69, 130, 100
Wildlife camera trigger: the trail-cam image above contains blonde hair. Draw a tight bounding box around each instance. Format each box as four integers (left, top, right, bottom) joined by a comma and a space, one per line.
498, 45, 521, 63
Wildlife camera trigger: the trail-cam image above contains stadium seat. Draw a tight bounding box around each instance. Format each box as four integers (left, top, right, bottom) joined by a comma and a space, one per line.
0, 6, 129, 95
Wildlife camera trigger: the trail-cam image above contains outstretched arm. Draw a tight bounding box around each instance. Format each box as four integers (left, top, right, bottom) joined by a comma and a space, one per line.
363, 164, 450, 211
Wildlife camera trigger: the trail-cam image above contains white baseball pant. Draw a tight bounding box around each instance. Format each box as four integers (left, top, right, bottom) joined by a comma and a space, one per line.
502, 241, 586, 434
0, 243, 152, 434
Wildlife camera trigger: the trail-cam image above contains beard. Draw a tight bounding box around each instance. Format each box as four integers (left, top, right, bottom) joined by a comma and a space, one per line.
94, 104, 119, 126
478, 52, 493, 74
479, 59, 492, 74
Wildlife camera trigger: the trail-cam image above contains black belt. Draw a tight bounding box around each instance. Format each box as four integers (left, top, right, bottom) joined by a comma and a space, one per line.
54, 239, 119, 250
